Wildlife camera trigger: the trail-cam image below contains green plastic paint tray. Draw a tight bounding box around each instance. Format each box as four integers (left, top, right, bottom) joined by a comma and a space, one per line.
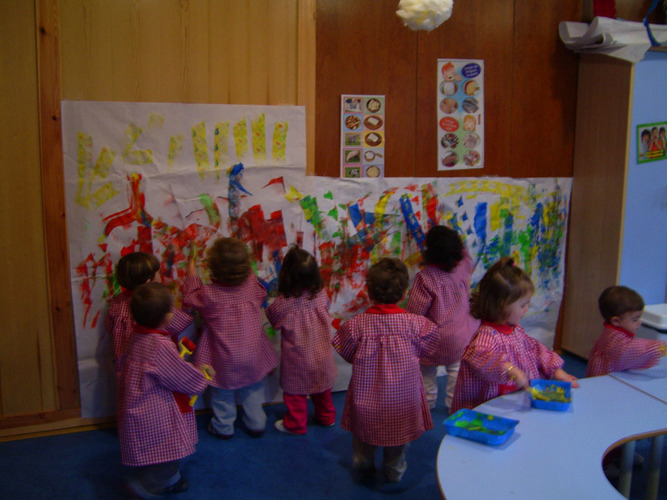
444, 409, 519, 445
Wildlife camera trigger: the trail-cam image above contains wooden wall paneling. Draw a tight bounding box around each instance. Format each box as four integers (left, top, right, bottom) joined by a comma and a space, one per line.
414, 0, 515, 178
509, 0, 580, 178
315, 0, 418, 177
37, 0, 81, 411
298, 0, 317, 173
0, 1, 57, 416
560, 55, 633, 358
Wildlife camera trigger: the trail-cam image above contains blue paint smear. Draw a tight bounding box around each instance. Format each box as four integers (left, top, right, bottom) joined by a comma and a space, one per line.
399, 194, 425, 250
474, 203, 487, 249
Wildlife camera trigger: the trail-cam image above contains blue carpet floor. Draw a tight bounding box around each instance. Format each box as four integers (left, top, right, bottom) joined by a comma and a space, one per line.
0, 353, 664, 499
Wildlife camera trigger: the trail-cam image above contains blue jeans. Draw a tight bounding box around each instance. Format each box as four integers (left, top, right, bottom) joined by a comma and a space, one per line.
209, 379, 267, 435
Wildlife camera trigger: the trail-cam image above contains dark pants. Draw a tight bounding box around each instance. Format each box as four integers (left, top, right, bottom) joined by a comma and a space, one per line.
127, 459, 181, 497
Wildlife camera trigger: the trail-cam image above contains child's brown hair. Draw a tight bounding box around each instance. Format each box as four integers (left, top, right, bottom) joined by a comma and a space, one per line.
598, 286, 644, 322
423, 225, 464, 272
115, 252, 160, 290
131, 282, 172, 328
207, 237, 251, 286
278, 246, 322, 298
470, 257, 534, 323
366, 257, 409, 305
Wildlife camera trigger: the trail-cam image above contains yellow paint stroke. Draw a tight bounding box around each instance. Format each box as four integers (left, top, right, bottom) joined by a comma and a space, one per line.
233, 119, 248, 159
214, 122, 230, 179
252, 113, 267, 160
374, 189, 397, 225
285, 185, 304, 202
91, 182, 119, 208
273, 121, 288, 162
122, 122, 154, 165
76, 132, 93, 208
147, 113, 164, 129
192, 122, 210, 179
168, 135, 183, 170
76, 132, 118, 209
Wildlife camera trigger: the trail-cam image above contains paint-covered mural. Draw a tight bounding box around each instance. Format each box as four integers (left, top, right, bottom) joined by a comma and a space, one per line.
62, 102, 571, 418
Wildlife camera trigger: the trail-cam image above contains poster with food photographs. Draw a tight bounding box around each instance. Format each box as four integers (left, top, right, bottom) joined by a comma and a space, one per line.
437, 59, 484, 171
341, 94, 385, 178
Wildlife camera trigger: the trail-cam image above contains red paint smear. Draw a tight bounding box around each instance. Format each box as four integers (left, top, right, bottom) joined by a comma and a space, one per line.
331, 317, 342, 330
405, 184, 418, 192
426, 197, 438, 223
263, 177, 285, 191
237, 205, 287, 261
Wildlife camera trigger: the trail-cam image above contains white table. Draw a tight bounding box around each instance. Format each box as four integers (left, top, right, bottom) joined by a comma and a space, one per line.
436, 375, 667, 499
610, 357, 667, 404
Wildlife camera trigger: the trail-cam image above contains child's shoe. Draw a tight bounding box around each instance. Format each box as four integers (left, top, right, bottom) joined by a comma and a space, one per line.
274, 419, 305, 435
313, 418, 335, 427
162, 477, 189, 494
207, 422, 233, 440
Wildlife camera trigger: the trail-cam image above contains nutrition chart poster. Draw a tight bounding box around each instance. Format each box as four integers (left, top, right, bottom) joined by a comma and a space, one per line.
340, 94, 385, 178
437, 59, 484, 171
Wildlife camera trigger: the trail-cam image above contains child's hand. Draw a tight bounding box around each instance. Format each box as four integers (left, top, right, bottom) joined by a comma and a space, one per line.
187, 258, 197, 277
554, 368, 580, 388
507, 364, 529, 390
200, 364, 216, 380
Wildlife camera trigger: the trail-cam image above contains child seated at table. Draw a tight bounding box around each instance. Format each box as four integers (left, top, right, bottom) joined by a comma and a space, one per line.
451, 257, 579, 414
586, 285, 666, 377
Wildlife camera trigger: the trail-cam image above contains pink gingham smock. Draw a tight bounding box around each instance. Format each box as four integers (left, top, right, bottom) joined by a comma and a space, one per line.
451, 321, 563, 414
405, 251, 481, 366
586, 323, 665, 377
266, 289, 337, 395
118, 327, 208, 467
183, 274, 278, 390
106, 290, 193, 372
332, 304, 438, 447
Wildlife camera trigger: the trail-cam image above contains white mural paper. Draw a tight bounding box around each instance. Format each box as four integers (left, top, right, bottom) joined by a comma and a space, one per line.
62, 101, 571, 418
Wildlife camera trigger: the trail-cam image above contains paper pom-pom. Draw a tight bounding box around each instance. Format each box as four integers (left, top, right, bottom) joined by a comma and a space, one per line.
396, 0, 453, 32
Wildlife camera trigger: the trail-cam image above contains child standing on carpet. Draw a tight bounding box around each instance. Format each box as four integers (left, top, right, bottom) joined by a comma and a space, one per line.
451, 257, 579, 414
406, 225, 480, 411
586, 285, 666, 377
266, 246, 337, 435
106, 252, 193, 374
333, 258, 438, 483
183, 237, 279, 439
118, 282, 214, 498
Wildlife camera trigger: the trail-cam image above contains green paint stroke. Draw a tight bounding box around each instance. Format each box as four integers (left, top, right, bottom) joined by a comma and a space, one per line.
199, 193, 221, 226
300, 195, 327, 238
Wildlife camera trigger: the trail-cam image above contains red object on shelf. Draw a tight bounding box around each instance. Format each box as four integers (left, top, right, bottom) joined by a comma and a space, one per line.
593, 0, 616, 18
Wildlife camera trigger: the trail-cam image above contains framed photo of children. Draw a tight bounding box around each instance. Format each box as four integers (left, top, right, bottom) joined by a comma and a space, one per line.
340, 94, 386, 178
437, 59, 484, 171
637, 121, 667, 163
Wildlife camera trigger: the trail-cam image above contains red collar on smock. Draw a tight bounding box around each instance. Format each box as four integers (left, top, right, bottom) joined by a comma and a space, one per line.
134, 325, 170, 336
366, 304, 407, 315
604, 322, 635, 338
482, 321, 515, 335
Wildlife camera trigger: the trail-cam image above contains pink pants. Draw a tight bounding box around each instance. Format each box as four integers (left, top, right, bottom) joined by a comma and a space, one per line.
282, 389, 336, 434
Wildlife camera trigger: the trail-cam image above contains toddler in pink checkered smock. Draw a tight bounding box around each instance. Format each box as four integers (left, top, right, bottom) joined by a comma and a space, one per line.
586, 286, 666, 377
266, 246, 337, 435
406, 225, 480, 411
183, 237, 279, 439
118, 282, 214, 498
106, 252, 193, 374
332, 257, 438, 483
451, 257, 579, 414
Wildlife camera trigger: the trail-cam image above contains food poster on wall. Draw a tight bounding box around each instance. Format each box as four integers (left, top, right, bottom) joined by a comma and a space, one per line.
437, 59, 484, 171
340, 94, 386, 178
637, 121, 667, 163
62, 101, 571, 418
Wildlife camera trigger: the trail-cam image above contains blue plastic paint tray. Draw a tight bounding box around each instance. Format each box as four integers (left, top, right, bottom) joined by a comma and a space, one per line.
530, 379, 572, 411
444, 409, 519, 446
